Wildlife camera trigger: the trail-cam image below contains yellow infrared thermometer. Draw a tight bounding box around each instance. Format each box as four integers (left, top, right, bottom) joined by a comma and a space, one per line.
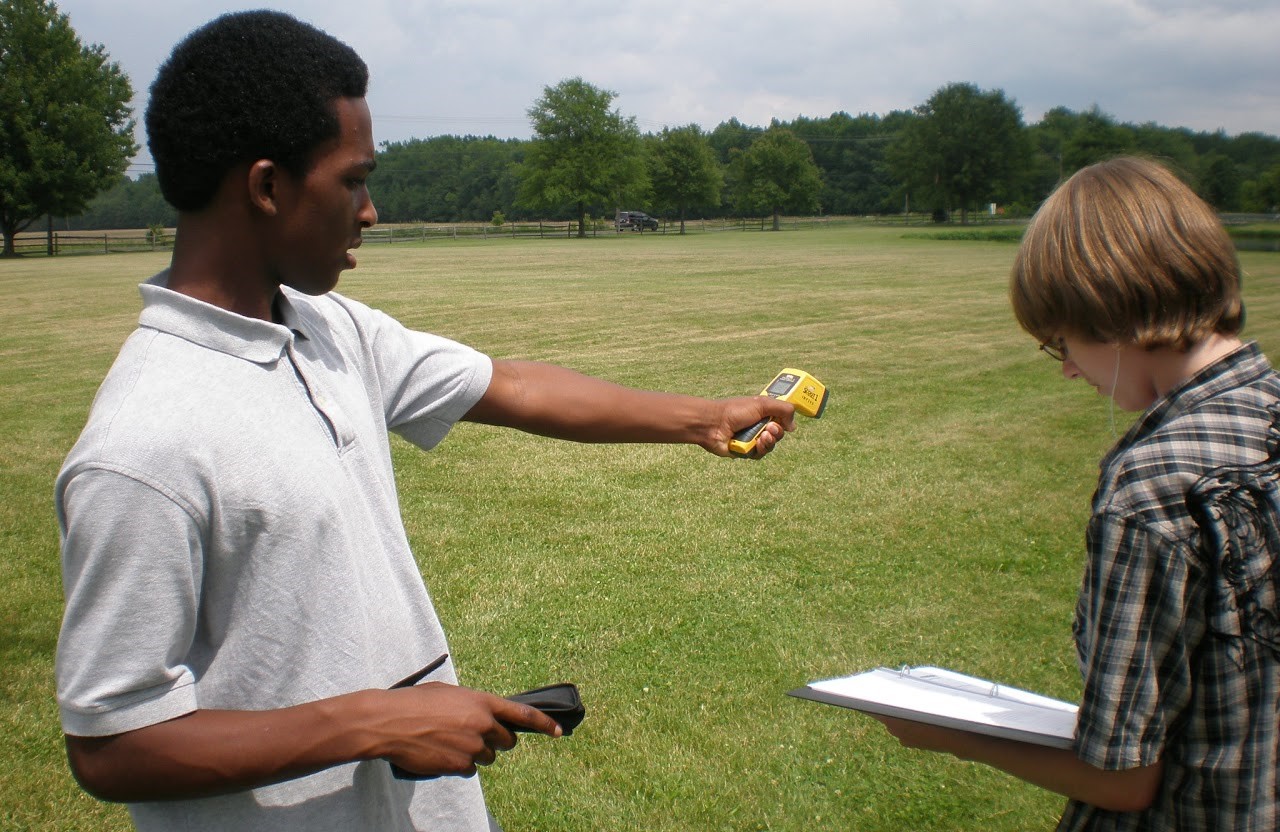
728, 368, 828, 458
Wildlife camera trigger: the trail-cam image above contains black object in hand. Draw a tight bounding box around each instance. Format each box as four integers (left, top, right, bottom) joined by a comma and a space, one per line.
505, 683, 585, 735
390, 682, 584, 780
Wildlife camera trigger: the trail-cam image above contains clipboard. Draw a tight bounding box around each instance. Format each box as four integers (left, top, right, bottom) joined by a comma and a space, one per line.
788, 665, 1079, 749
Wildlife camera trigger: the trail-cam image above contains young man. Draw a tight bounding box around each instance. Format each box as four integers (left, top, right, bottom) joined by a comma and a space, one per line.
53, 11, 795, 832
873, 156, 1280, 830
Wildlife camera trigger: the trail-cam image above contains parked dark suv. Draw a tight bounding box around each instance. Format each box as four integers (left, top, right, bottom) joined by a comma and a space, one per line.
616, 210, 659, 231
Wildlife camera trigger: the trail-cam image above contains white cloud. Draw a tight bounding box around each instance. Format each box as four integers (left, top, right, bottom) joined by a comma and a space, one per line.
50, 0, 1280, 174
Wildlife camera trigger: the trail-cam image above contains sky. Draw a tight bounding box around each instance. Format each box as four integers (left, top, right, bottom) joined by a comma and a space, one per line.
52, 0, 1280, 177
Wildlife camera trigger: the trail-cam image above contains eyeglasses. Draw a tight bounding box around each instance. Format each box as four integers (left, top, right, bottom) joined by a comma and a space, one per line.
1039, 340, 1067, 362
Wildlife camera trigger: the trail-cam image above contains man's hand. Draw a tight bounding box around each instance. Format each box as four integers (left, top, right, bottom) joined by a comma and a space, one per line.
706, 395, 797, 458
376, 683, 562, 779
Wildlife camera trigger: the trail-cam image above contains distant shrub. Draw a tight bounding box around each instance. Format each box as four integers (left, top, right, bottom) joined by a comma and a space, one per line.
904, 227, 1026, 243
1227, 226, 1280, 240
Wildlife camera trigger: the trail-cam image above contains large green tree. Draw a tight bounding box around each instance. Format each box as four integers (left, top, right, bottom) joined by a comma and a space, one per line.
372, 135, 523, 223
730, 127, 823, 230
887, 82, 1029, 224
0, 0, 135, 256
1060, 106, 1133, 172
1248, 163, 1280, 213
518, 77, 646, 237
645, 125, 722, 233
69, 172, 173, 230
708, 117, 764, 165
1197, 152, 1240, 209
787, 111, 909, 215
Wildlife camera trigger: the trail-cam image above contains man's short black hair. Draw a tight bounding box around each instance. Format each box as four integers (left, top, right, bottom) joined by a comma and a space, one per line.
146, 10, 369, 212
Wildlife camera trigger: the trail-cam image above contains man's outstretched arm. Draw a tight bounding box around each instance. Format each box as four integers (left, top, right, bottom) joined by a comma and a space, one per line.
464, 359, 797, 457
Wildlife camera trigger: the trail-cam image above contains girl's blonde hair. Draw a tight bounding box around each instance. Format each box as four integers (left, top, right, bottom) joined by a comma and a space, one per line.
1010, 156, 1243, 349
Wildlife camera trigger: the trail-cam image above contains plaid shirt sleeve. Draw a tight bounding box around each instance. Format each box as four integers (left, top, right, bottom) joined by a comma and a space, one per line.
1071, 508, 1201, 771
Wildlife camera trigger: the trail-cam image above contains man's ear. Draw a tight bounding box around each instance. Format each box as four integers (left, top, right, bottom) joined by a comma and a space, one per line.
247, 159, 281, 217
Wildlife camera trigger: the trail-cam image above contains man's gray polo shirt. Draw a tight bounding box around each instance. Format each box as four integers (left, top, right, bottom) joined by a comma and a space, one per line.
55, 273, 494, 831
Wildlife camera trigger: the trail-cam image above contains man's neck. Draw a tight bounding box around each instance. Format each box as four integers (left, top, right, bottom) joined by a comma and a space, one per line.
166, 213, 279, 322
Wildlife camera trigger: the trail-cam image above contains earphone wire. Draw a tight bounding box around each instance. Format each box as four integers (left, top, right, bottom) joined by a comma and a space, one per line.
1108, 349, 1121, 439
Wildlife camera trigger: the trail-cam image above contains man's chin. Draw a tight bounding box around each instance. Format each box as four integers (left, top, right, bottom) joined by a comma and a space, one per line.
284, 273, 342, 296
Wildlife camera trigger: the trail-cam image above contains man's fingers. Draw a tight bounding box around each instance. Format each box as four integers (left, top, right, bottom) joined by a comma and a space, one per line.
493, 699, 562, 737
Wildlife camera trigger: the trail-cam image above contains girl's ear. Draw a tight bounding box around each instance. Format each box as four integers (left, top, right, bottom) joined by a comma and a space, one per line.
246, 159, 280, 217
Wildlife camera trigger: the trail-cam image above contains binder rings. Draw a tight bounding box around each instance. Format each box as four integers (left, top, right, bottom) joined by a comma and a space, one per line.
789, 665, 1079, 749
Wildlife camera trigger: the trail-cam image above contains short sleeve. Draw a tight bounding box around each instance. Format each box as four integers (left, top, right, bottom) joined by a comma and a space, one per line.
319, 294, 493, 450
1072, 510, 1198, 769
56, 466, 204, 736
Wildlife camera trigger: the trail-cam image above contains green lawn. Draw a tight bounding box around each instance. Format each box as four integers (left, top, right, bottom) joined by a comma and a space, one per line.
3, 225, 1277, 830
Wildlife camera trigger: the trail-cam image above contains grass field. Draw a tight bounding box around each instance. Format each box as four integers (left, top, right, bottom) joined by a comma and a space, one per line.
2, 225, 1277, 831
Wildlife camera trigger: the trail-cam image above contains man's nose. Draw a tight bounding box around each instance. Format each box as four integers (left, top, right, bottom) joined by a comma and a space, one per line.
359, 191, 378, 228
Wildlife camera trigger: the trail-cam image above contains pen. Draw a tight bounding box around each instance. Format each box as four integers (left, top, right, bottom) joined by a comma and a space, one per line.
390, 652, 449, 689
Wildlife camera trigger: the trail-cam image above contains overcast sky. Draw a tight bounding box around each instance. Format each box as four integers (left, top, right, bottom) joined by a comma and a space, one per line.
53, 0, 1280, 176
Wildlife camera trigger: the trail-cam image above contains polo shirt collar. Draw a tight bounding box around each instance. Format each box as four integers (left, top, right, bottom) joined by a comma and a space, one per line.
138, 271, 309, 364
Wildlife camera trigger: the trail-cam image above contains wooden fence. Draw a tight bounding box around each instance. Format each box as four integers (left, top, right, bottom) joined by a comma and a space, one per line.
13, 212, 1277, 259
11, 215, 846, 256
361, 216, 840, 244
9, 229, 173, 257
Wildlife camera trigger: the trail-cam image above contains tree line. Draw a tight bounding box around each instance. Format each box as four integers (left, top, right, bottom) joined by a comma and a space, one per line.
69, 83, 1280, 235
5, 0, 1279, 252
